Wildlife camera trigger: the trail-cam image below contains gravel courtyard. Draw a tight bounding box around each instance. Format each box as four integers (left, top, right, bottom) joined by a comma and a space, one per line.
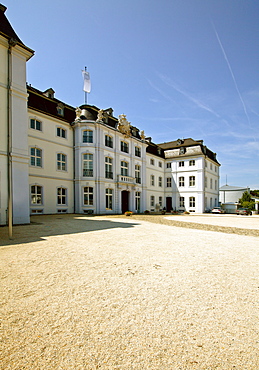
0, 214, 259, 370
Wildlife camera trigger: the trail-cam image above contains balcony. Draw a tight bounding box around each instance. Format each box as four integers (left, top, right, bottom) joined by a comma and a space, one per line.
117, 175, 135, 184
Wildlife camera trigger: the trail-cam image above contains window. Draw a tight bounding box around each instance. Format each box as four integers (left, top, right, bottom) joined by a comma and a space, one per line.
210, 163, 213, 170
135, 164, 141, 184
166, 162, 171, 168
215, 180, 217, 190
121, 141, 128, 153
135, 147, 141, 157
150, 175, 155, 186
215, 166, 217, 173
105, 157, 113, 179
150, 195, 155, 207
30, 119, 42, 131
83, 153, 93, 177
83, 187, 93, 205
31, 185, 42, 204
180, 197, 185, 207
189, 176, 195, 186
105, 135, 113, 148
179, 176, 184, 187
189, 160, 195, 166
30, 147, 42, 167
159, 161, 162, 168
166, 177, 172, 187
210, 178, 213, 189
57, 104, 64, 116
57, 153, 67, 171
205, 176, 207, 188
158, 176, 162, 187
121, 161, 128, 176
57, 127, 66, 138
150, 158, 154, 165
159, 196, 162, 207
189, 197, 195, 208
135, 192, 141, 212
57, 187, 67, 205
106, 188, 113, 210
179, 161, 184, 167
83, 130, 93, 143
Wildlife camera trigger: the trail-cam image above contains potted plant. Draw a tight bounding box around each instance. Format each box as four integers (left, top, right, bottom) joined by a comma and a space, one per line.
124, 211, 133, 216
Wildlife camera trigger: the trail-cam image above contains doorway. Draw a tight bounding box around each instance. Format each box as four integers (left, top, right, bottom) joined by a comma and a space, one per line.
166, 197, 172, 212
121, 191, 129, 214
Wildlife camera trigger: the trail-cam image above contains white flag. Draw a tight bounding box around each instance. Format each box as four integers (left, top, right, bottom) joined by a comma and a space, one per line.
82, 70, 91, 93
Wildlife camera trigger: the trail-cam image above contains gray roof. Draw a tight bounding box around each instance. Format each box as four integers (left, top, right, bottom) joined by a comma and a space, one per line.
220, 185, 249, 191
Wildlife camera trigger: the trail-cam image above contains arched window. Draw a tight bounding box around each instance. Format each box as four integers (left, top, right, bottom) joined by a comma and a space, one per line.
121, 161, 128, 176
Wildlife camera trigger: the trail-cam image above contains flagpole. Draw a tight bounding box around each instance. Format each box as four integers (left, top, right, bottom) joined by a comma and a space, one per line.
84, 66, 87, 105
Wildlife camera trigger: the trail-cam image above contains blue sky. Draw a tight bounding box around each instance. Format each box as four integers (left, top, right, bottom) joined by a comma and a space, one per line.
5, 0, 259, 188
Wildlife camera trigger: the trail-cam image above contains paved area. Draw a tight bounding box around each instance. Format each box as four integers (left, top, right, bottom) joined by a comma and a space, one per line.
0, 214, 259, 369
165, 213, 259, 229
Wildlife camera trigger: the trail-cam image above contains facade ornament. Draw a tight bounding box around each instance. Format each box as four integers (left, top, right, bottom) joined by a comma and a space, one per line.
97, 109, 104, 122
75, 107, 82, 121
118, 114, 131, 136
140, 130, 145, 140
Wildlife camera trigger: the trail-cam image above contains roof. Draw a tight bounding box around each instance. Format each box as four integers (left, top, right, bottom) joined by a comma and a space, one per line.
158, 138, 220, 164
157, 138, 203, 149
0, 4, 34, 55
27, 85, 76, 124
220, 185, 249, 191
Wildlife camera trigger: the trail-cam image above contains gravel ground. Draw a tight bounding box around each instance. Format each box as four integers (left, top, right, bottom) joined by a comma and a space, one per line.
0, 214, 259, 370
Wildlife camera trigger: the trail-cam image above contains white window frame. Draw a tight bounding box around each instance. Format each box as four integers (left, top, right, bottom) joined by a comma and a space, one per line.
83, 153, 93, 177
158, 176, 162, 187
83, 130, 93, 143
150, 195, 155, 207
31, 185, 43, 205
189, 160, 195, 166
179, 161, 184, 167
83, 186, 94, 206
189, 176, 195, 187
121, 141, 129, 153
105, 135, 113, 148
179, 176, 184, 187
57, 126, 66, 139
135, 146, 141, 157
180, 196, 185, 208
121, 161, 128, 176
105, 156, 113, 179
30, 147, 42, 167
135, 191, 141, 212
57, 153, 67, 171
150, 175, 155, 186
57, 187, 67, 205
135, 164, 141, 184
166, 177, 172, 187
30, 118, 42, 131
106, 188, 113, 210
189, 197, 195, 208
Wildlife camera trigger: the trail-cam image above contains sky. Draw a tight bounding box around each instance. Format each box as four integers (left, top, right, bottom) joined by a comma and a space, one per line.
4, 0, 259, 189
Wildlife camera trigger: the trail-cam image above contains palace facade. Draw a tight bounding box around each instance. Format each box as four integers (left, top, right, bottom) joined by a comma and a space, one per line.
0, 4, 220, 225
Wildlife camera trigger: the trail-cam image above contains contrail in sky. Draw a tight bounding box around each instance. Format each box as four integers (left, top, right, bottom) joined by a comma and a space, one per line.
211, 22, 251, 127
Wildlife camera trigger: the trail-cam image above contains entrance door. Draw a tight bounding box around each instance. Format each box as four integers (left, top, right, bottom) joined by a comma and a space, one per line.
166, 197, 172, 212
121, 191, 129, 214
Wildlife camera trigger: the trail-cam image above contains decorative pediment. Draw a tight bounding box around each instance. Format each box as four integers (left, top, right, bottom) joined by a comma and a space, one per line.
118, 114, 131, 136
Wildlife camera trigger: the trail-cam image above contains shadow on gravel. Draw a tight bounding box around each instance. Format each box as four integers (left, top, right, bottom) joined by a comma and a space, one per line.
0, 214, 139, 247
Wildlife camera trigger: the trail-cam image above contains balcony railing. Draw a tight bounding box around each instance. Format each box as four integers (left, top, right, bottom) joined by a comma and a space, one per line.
117, 175, 135, 184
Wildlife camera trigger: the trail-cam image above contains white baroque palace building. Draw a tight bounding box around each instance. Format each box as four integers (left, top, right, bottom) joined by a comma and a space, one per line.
0, 4, 220, 225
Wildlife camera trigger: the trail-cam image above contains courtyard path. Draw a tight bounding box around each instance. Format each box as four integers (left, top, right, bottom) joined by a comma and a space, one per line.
0, 214, 259, 369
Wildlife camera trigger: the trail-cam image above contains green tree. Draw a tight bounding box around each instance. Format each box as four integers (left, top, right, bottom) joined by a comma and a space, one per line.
239, 191, 255, 210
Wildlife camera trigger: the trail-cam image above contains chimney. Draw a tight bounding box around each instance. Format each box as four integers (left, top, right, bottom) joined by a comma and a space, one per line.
0, 4, 7, 13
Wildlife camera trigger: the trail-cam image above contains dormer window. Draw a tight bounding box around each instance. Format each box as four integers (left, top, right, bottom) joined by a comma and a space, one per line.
57, 103, 64, 116
43, 88, 55, 99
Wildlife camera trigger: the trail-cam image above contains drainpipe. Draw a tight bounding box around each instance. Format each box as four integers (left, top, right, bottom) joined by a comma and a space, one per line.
7, 38, 17, 238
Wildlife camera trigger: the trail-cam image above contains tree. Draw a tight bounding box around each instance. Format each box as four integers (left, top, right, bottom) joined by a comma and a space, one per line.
239, 191, 255, 211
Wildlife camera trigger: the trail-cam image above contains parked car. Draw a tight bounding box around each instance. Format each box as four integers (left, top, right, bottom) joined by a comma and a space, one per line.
211, 207, 225, 214
236, 208, 252, 215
